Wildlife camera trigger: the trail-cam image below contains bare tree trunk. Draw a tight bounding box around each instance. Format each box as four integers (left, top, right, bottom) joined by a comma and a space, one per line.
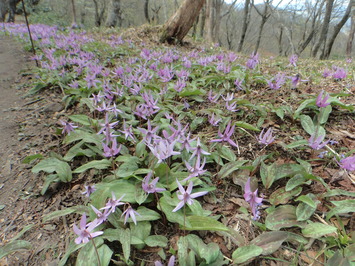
92, 0, 106, 27
8, 0, 20, 23
296, 0, 325, 55
199, 5, 206, 37
212, 0, 223, 44
278, 27, 283, 55
237, 0, 251, 52
321, 0, 352, 59
144, 0, 150, 23
253, 1, 271, 53
71, 0, 77, 25
105, 0, 121, 27
0, 0, 8, 22
160, 0, 205, 44
346, 2, 355, 58
204, 0, 213, 43
311, 0, 334, 58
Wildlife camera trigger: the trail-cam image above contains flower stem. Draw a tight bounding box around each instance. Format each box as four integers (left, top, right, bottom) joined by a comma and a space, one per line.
90, 237, 101, 266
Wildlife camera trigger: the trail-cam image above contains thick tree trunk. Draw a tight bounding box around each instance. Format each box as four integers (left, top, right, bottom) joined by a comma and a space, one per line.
71, 0, 77, 25
212, 0, 223, 44
144, 0, 150, 23
105, 0, 121, 27
237, 0, 251, 52
92, 0, 106, 27
160, 0, 205, 44
204, 0, 213, 43
321, 0, 352, 59
7, 0, 20, 23
0, 0, 8, 22
311, 0, 334, 58
346, 3, 355, 58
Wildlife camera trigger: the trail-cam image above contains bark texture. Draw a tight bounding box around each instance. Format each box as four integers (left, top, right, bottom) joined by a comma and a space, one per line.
105, 0, 121, 27
311, 0, 334, 57
346, 1, 355, 58
321, 0, 352, 59
160, 0, 205, 44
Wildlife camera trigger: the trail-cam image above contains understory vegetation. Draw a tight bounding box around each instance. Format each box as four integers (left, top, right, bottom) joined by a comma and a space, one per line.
0, 23, 354, 265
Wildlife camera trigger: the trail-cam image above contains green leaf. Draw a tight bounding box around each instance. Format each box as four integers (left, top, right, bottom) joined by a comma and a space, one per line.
260, 162, 276, 189
22, 154, 43, 164
115, 161, 138, 178
159, 196, 191, 227
91, 180, 137, 207
251, 231, 289, 255
184, 216, 230, 232
63, 141, 96, 161
285, 139, 308, 149
120, 229, 131, 262
322, 189, 355, 198
76, 239, 112, 266
32, 158, 72, 182
219, 146, 237, 162
145, 235, 168, 247
296, 202, 317, 221
179, 89, 205, 97
319, 105, 332, 124
296, 194, 317, 208
235, 121, 260, 131
130, 222, 151, 248
326, 200, 355, 220
218, 160, 248, 179
265, 205, 305, 230
0, 240, 32, 259
326, 250, 352, 266
232, 245, 263, 264
41, 174, 59, 195
42, 206, 88, 222
300, 115, 315, 135
68, 114, 92, 126
269, 186, 302, 205
63, 129, 101, 145
59, 240, 85, 266
294, 99, 314, 119
302, 222, 337, 238
177, 236, 189, 266
73, 159, 111, 173
135, 206, 161, 222
286, 174, 306, 191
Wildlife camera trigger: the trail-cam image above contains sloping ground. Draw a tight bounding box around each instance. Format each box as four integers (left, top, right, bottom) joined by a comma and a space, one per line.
0, 35, 69, 265
0, 23, 354, 266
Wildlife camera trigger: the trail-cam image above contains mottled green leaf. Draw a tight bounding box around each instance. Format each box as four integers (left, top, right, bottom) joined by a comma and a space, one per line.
265, 205, 305, 230
218, 160, 248, 179
302, 223, 337, 238
0, 240, 31, 259
269, 186, 302, 205
232, 245, 263, 264
73, 159, 111, 173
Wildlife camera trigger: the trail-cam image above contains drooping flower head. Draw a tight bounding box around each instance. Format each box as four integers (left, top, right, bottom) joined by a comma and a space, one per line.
243, 178, 263, 220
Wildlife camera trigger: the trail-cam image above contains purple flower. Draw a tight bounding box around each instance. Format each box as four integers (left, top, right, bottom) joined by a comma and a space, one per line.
243, 178, 263, 220
210, 121, 238, 148
308, 133, 329, 150
207, 90, 219, 103
267, 73, 285, 90
289, 54, 298, 67
82, 185, 96, 197
155, 255, 176, 266
102, 138, 121, 158
60, 120, 78, 135
148, 139, 180, 163
172, 180, 208, 212
121, 205, 140, 225
119, 120, 136, 142
316, 90, 330, 108
323, 68, 332, 78
138, 120, 160, 144
258, 128, 275, 146
234, 79, 243, 90
338, 155, 355, 171
208, 113, 221, 126
90, 205, 110, 225
246, 52, 259, 69
332, 67, 347, 80
101, 192, 125, 213
190, 137, 210, 160
226, 101, 239, 112
184, 156, 207, 181
73, 213, 103, 244
142, 172, 166, 194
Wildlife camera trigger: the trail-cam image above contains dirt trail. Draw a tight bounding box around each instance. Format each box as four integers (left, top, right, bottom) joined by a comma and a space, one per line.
0, 35, 64, 265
